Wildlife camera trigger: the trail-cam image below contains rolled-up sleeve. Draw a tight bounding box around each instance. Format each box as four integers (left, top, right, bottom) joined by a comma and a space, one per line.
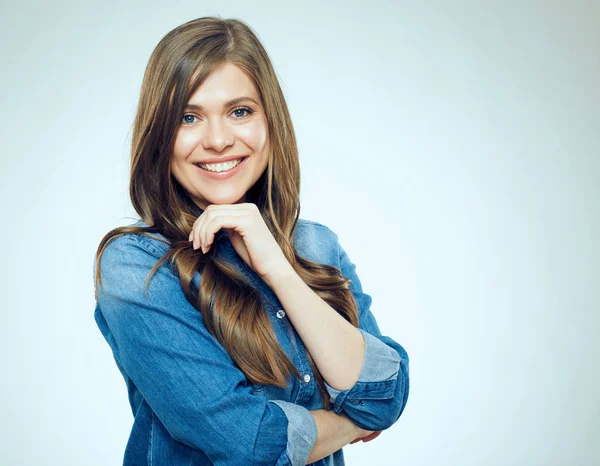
270, 400, 318, 465
322, 233, 410, 431
94, 234, 316, 466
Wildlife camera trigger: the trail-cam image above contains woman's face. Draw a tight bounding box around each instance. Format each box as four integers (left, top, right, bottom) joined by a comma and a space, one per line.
171, 62, 270, 211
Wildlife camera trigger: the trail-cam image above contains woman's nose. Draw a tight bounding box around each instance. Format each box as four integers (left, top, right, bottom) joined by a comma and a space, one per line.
202, 120, 234, 152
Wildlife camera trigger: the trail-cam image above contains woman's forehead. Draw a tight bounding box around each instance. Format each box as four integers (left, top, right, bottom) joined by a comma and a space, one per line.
187, 63, 259, 99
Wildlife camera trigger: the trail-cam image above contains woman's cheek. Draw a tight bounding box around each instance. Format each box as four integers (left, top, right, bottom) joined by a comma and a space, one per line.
236, 119, 268, 150
177, 131, 202, 152
172, 130, 197, 160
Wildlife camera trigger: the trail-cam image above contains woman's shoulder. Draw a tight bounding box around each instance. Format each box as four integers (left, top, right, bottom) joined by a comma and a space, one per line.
296, 217, 339, 240
98, 219, 171, 264
295, 217, 340, 264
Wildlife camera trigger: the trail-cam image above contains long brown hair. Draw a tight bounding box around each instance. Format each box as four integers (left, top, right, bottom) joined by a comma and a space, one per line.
93, 16, 359, 410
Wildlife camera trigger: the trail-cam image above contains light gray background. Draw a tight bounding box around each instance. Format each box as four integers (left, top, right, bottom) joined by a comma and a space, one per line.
1, 1, 598, 465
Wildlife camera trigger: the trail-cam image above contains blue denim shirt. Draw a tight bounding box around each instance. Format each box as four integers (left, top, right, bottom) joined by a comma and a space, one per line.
93, 218, 409, 465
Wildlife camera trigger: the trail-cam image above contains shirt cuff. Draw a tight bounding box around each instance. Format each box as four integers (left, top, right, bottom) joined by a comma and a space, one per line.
270, 400, 317, 466
325, 328, 401, 404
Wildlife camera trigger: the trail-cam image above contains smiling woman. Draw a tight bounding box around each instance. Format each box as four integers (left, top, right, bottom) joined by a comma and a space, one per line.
93, 15, 409, 466
171, 63, 270, 205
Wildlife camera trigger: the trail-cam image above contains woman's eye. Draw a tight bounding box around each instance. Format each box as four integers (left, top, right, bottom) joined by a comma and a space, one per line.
232, 107, 253, 118
182, 114, 198, 124
181, 107, 253, 125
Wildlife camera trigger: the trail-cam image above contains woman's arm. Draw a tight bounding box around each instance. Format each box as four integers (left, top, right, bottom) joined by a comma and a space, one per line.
263, 267, 366, 391
307, 409, 372, 464
262, 224, 410, 432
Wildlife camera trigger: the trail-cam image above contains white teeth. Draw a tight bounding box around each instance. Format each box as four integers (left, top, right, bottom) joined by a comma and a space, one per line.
197, 157, 244, 172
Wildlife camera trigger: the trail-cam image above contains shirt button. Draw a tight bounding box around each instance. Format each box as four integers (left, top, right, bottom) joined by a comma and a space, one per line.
276, 309, 286, 319
303, 374, 311, 383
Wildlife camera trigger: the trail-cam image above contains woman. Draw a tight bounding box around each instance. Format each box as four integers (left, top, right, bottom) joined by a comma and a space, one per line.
93, 16, 409, 466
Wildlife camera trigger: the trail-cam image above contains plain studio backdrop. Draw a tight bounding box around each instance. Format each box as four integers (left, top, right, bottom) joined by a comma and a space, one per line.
1, 1, 598, 465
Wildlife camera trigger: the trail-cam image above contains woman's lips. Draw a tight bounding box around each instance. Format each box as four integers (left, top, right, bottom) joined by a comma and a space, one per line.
194, 156, 248, 180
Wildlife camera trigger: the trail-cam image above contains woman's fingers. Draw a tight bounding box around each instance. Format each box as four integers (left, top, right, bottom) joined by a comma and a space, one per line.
349, 430, 382, 445
362, 430, 383, 443
189, 205, 247, 252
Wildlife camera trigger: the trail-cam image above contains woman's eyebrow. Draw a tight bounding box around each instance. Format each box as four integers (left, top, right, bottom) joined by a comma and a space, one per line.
185, 96, 260, 110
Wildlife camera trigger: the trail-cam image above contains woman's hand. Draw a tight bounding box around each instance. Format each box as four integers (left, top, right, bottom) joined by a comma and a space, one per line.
188, 203, 292, 280
349, 429, 383, 445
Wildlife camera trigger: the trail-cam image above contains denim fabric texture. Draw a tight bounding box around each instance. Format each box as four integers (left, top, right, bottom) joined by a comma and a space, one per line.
94, 218, 410, 465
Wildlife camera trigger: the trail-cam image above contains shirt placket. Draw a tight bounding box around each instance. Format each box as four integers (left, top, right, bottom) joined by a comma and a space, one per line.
223, 243, 315, 405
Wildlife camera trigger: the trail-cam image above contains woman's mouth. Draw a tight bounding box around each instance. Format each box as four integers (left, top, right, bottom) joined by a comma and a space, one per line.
194, 156, 248, 179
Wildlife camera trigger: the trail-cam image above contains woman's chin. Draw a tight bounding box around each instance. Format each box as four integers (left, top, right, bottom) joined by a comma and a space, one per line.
199, 194, 247, 207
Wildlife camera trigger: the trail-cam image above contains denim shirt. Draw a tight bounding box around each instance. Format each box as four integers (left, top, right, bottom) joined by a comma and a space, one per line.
93, 218, 410, 465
